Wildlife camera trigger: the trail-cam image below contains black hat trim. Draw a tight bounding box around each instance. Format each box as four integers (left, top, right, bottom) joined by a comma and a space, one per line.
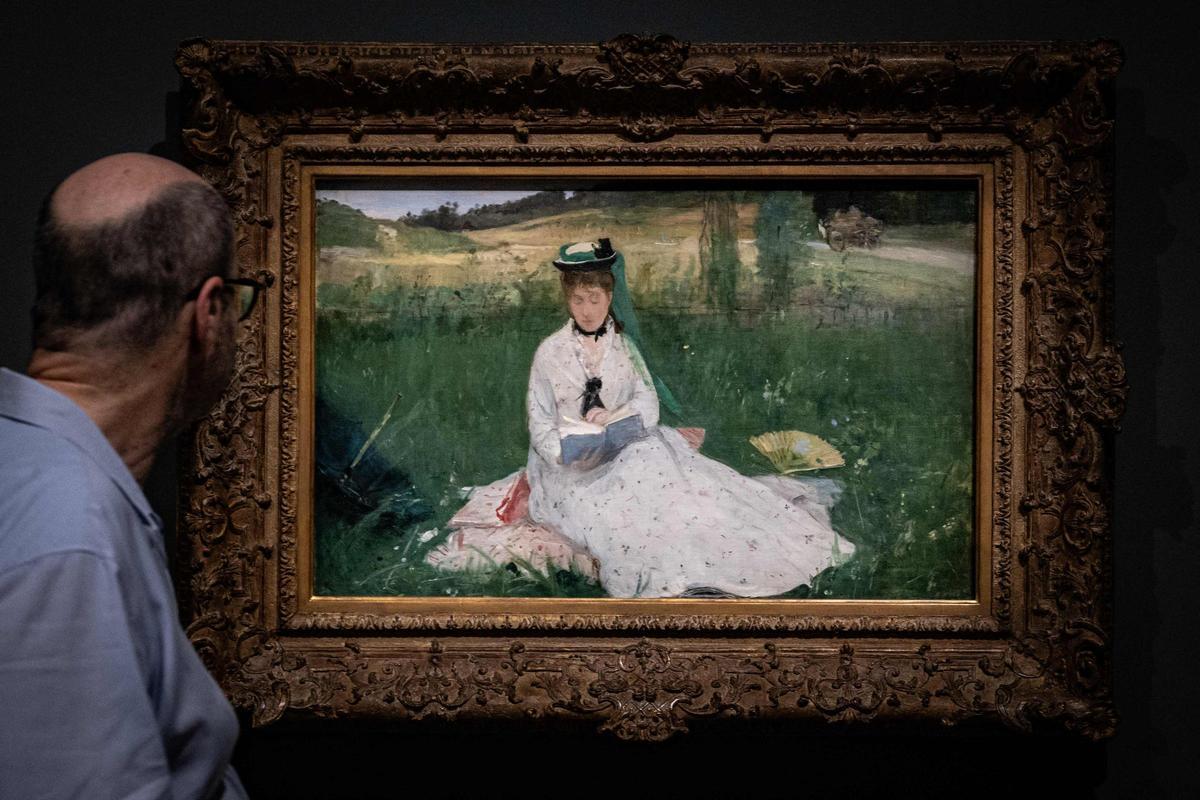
553, 253, 618, 272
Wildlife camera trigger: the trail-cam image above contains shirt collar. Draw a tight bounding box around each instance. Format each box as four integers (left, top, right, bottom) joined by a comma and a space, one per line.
0, 367, 161, 528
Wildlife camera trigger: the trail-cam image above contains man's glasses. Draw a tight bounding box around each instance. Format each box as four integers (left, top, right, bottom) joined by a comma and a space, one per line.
183, 276, 264, 322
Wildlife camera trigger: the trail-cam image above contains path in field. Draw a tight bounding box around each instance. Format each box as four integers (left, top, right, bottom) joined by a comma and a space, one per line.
808, 239, 975, 275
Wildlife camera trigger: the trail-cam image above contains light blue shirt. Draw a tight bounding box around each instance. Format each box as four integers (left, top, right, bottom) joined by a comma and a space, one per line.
0, 368, 247, 800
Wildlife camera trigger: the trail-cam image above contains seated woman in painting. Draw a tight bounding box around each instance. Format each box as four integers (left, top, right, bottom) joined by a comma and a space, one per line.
520, 238, 851, 598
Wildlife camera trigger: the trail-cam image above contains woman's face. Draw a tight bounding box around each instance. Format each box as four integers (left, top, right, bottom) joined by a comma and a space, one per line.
567, 285, 612, 333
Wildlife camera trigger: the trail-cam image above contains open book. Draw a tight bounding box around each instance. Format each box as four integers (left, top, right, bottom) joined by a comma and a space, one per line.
559, 406, 646, 466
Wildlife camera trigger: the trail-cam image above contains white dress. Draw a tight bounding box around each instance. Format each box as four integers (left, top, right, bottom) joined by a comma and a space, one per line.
525, 318, 852, 598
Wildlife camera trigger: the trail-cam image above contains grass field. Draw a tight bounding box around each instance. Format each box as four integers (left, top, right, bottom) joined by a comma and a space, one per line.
314, 304, 974, 599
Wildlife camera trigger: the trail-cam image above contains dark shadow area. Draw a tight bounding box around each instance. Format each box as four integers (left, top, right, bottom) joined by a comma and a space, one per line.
1104, 86, 1184, 798
234, 716, 1109, 800
149, 90, 183, 163
1101, 72, 1200, 797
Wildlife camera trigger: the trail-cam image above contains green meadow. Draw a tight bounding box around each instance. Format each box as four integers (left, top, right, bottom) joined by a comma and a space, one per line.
315, 302, 974, 599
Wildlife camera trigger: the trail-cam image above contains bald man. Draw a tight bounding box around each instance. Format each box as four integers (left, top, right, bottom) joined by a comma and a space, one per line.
0, 154, 252, 798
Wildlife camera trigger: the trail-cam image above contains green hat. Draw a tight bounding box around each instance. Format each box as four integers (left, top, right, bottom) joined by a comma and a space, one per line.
552, 237, 618, 272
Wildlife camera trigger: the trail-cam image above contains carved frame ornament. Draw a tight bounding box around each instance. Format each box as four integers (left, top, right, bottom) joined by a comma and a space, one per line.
176, 35, 1125, 740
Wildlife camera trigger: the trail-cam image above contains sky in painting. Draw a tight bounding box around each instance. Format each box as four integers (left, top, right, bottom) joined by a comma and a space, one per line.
317, 189, 558, 220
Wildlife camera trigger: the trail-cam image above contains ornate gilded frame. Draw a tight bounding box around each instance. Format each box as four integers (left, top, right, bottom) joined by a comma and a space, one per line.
176, 35, 1125, 740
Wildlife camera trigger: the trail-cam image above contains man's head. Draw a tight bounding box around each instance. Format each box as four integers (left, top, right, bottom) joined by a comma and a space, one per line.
31, 153, 238, 427
34, 154, 234, 350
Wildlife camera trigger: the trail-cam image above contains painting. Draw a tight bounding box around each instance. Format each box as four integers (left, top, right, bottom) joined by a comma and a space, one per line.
178, 35, 1124, 738
311, 181, 978, 600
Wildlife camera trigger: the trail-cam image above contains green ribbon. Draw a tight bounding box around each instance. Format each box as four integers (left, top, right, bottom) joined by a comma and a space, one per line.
610, 251, 683, 418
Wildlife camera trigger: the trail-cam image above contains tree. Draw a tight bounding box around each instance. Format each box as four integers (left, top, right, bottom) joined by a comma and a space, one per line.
699, 192, 740, 311
755, 192, 817, 310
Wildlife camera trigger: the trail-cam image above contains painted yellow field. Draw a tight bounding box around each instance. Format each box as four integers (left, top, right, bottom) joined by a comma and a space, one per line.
316, 202, 973, 309
318, 205, 762, 291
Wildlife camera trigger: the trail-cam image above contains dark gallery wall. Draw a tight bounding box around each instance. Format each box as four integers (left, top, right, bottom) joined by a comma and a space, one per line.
2, 2, 1196, 797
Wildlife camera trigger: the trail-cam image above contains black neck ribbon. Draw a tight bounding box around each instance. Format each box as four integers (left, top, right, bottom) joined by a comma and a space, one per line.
573, 319, 607, 340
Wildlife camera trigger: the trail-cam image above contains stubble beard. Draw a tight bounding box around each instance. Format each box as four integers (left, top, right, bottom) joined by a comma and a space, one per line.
165, 315, 238, 436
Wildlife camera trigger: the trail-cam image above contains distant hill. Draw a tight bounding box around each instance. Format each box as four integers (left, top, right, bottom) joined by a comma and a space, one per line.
316, 198, 379, 249
404, 190, 573, 231
403, 189, 713, 232
316, 198, 478, 253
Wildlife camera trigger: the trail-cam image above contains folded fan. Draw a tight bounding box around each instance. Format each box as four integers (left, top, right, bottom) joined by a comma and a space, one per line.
749, 430, 845, 473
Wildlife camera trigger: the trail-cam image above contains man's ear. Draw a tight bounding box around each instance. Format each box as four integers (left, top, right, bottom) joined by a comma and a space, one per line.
190, 275, 227, 352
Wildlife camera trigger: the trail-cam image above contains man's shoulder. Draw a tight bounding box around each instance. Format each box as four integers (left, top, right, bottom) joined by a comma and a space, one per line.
0, 417, 128, 569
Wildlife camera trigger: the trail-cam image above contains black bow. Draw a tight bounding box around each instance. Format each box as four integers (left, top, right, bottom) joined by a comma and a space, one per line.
573, 319, 607, 340
579, 377, 605, 417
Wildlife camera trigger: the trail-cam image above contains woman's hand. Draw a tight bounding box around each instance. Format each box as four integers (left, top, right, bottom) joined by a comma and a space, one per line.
677, 427, 706, 450
585, 408, 610, 424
